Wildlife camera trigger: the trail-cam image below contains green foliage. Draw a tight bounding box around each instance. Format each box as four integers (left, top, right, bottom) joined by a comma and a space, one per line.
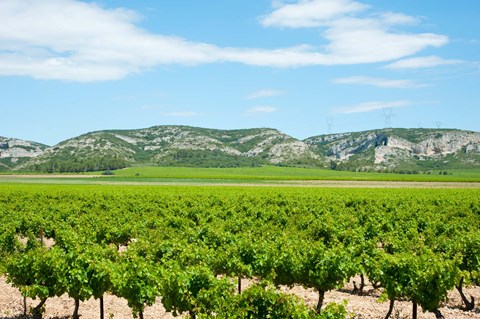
31, 154, 127, 173
0, 185, 479, 317
110, 252, 160, 317
207, 283, 349, 319
454, 233, 480, 284
61, 242, 115, 302
157, 149, 265, 168
377, 250, 458, 312
5, 246, 66, 301
298, 242, 356, 294
0, 157, 32, 171
160, 263, 234, 317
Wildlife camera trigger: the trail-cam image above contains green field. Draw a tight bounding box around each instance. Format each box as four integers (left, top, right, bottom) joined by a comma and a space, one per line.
1, 184, 479, 318
2, 166, 480, 185
103, 166, 480, 182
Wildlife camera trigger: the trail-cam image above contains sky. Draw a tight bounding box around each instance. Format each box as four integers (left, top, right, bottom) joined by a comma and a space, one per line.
1, 0, 479, 146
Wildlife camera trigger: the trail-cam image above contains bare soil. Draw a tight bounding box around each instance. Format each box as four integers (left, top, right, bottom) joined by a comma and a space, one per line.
2, 276, 480, 319
57, 180, 480, 188
0, 175, 99, 179
1, 175, 480, 188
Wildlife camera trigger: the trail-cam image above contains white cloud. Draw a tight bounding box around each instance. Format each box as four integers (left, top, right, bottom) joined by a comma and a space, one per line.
259, 1, 448, 65
385, 56, 464, 69
260, 0, 368, 28
246, 106, 278, 115
0, 0, 220, 81
331, 100, 411, 114
246, 89, 284, 99
333, 76, 424, 88
321, 18, 447, 64
0, 0, 450, 82
378, 12, 420, 26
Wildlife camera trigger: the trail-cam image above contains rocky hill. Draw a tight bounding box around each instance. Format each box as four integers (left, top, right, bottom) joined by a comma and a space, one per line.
0, 137, 48, 171
305, 128, 480, 171
22, 126, 323, 172
2, 126, 479, 172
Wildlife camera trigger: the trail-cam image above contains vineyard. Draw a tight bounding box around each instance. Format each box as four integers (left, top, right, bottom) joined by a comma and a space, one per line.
1, 185, 480, 319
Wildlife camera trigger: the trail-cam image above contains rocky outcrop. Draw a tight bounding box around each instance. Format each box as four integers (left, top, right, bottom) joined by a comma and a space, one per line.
412, 132, 480, 156
306, 129, 480, 170
2, 127, 479, 171
19, 126, 325, 171
0, 137, 48, 170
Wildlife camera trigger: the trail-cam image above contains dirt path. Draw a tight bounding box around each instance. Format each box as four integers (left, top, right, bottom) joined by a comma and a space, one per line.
0, 175, 99, 179
277, 180, 480, 188
2, 174, 480, 188
81, 180, 480, 188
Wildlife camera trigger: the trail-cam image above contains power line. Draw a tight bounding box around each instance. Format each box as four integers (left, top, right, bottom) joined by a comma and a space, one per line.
326, 117, 333, 134
380, 108, 394, 128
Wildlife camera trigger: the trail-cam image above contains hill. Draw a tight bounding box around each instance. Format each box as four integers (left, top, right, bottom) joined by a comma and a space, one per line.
0, 137, 48, 171
2, 126, 479, 173
21, 126, 323, 172
305, 128, 480, 172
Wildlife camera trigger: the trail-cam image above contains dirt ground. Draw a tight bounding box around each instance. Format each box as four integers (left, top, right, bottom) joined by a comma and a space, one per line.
1, 175, 480, 188
1, 276, 480, 319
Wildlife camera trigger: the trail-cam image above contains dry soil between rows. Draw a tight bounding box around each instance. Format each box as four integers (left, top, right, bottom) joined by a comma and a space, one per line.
1, 175, 480, 188
2, 276, 480, 319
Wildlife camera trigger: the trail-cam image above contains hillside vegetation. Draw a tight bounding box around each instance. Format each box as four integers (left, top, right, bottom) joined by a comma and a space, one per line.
0, 137, 48, 171
1, 126, 479, 173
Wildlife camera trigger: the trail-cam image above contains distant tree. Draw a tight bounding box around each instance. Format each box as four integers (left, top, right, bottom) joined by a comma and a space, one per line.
329, 161, 337, 170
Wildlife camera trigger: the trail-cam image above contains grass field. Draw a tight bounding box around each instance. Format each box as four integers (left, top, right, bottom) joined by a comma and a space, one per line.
102, 166, 480, 182
1, 166, 480, 185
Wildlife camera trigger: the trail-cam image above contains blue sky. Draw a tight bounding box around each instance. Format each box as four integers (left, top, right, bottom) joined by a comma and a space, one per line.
1, 0, 479, 146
